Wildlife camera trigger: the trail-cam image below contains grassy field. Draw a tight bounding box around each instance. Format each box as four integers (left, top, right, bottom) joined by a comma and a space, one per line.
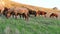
0, 16, 60, 34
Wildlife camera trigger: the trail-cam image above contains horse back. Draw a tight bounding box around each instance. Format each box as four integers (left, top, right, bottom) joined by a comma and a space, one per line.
15, 8, 28, 14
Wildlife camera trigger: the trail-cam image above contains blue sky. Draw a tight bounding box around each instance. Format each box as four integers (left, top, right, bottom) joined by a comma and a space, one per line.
11, 0, 60, 9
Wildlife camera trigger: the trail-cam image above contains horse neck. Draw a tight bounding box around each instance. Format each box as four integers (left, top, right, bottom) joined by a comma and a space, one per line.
4, 8, 8, 11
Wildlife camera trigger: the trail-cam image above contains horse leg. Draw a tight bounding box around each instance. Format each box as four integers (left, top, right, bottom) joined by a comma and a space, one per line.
50, 16, 54, 18
36, 13, 39, 17
24, 13, 29, 21
18, 13, 21, 18
34, 13, 37, 17
22, 14, 25, 19
19, 14, 21, 18
0, 10, 2, 16
26, 14, 29, 21
44, 14, 46, 17
50, 15, 52, 18
12, 15, 15, 18
15, 13, 18, 19
28, 13, 30, 17
6, 13, 11, 19
0, 13, 1, 16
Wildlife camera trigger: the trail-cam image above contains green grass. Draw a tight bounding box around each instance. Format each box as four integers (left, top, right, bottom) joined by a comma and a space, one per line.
0, 16, 60, 34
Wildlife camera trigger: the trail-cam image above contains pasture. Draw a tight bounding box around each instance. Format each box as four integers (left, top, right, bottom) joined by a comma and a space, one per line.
0, 16, 60, 34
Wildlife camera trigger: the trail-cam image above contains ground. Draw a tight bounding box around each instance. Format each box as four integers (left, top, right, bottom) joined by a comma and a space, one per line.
0, 16, 60, 34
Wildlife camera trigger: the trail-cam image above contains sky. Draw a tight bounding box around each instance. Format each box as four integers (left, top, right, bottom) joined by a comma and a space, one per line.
11, 0, 60, 9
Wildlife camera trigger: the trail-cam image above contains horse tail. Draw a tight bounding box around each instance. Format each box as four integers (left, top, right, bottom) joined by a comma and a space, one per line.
50, 14, 52, 18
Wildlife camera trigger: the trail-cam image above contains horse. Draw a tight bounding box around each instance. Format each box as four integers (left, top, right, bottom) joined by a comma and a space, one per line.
22, 7, 37, 17
50, 13, 58, 18
0, 7, 9, 17
14, 7, 29, 20
28, 10, 36, 17
6, 7, 29, 21
5, 7, 15, 19
36, 10, 47, 17
2, 7, 9, 16
4, 7, 22, 19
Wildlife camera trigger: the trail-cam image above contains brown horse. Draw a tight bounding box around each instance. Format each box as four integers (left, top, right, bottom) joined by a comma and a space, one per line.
14, 7, 29, 20
0, 7, 9, 17
25, 7, 37, 17
6, 7, 29, 20
36, 10, 47, 17
50, 13, 58, 18
5, 7, 15, 18
28, 9, 37, 17
2, 7, 9, 16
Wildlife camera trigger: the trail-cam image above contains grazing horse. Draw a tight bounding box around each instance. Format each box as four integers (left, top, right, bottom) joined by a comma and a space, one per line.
14, 7, 29, 20
25, 7, 37, 17
2, 7, 9, 16
26, 8, 36, 17
50, 13, 58, 18
5, 7, 15, 18
0, 7, 11, 19
28, 10, 36, 17
6, 7, 29, 20
37, 10, 47, 17
0, 7, 9, 17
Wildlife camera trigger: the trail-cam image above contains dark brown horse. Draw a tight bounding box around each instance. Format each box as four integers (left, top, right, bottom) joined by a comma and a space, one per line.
50, 13, 58, 18
36, 10, 47, 17
0, 7, 9, 17
26, 8, 36, 17
23, 7, 37, 17
2, 7, 9, 16
5, 7, 16, 18
28, 10, 36, 17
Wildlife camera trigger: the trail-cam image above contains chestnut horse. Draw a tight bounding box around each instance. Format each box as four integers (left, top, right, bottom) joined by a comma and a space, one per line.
6, 7, 29, 20
50, 13, 58, 18
37, 10, 47, 17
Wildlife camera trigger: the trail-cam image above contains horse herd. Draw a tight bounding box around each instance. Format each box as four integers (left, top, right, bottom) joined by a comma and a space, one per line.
0, 7, 58, 21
